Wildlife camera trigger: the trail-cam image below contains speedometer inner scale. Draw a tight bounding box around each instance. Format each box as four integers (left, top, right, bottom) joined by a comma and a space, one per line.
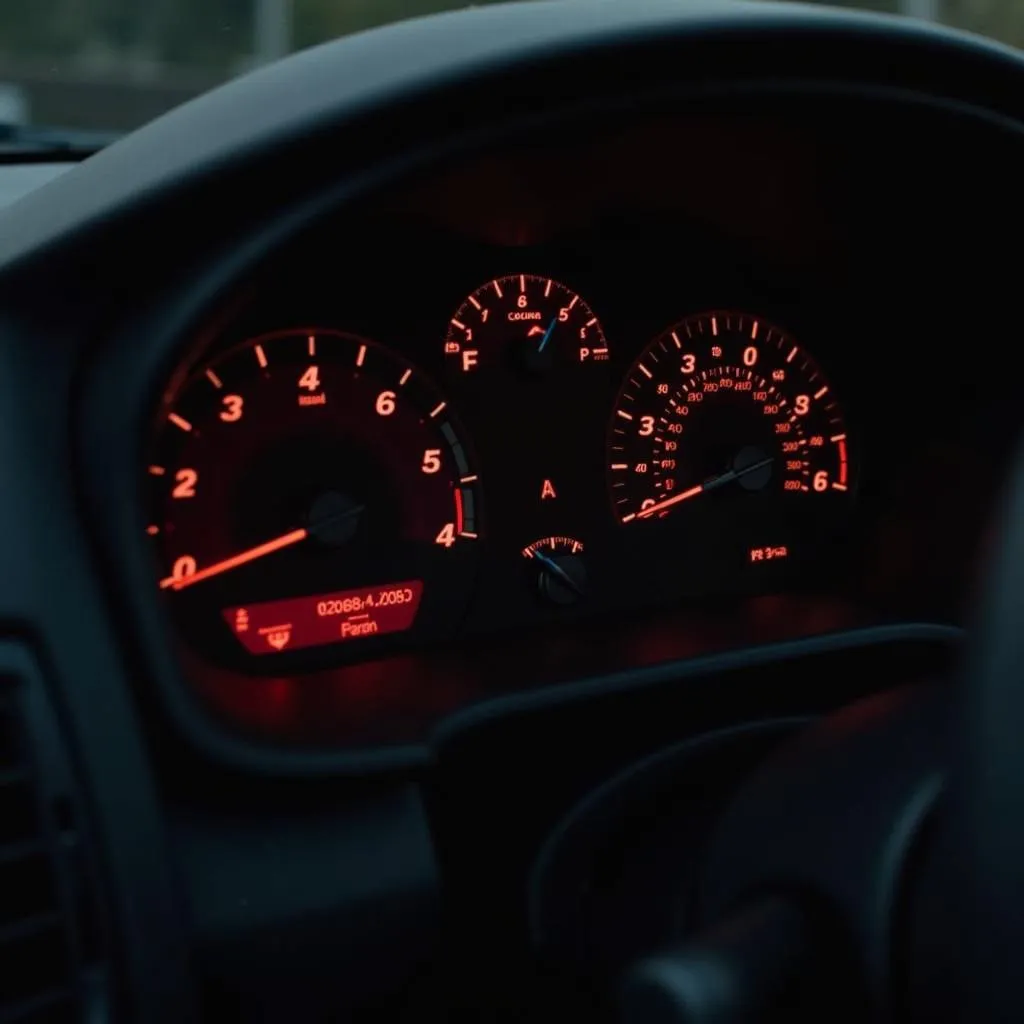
608, 311, 851, 576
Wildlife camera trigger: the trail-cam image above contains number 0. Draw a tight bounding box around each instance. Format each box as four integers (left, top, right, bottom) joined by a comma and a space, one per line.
172, 555, 196, 580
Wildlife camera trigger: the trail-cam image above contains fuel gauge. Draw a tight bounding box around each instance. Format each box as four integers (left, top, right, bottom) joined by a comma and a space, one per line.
521, 536, 587, 605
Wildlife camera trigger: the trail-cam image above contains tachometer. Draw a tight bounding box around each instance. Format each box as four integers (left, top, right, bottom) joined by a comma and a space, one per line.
608, 311, 850, 524
147, 328, 480, 660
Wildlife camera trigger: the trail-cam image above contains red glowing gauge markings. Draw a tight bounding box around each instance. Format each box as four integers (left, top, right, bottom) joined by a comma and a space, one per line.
148, 329, 481, 661
443, 275, 609, 376
608, 311, 851, 524
224, 581, 425, 655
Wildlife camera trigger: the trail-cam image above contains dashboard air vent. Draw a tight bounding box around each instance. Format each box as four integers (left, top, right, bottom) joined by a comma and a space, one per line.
0, 665, 107, 1022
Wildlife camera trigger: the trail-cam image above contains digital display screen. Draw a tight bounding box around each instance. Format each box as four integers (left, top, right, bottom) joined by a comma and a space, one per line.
223, 580, 424, 655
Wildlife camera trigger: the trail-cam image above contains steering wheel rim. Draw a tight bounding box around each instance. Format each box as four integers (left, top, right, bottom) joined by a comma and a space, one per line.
958, 451, 1024, 1022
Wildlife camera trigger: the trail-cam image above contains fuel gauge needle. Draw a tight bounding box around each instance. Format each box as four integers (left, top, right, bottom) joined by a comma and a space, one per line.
529, 547, 586, 597
160, 528, 309, 591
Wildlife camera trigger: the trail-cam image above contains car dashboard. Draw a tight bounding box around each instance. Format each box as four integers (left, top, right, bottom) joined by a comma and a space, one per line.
2, 5, 1024, 1022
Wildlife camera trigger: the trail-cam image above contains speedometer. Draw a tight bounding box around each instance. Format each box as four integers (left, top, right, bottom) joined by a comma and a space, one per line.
608, 311, 851, 524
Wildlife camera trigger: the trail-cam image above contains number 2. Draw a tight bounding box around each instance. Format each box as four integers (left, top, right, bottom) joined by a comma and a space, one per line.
172, 469, 197, 499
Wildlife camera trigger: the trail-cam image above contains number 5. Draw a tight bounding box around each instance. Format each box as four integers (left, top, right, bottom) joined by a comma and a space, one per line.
422, 449, 442, 474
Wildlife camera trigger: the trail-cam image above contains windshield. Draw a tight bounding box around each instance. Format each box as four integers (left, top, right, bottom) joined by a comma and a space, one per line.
0, 0, 1020, 135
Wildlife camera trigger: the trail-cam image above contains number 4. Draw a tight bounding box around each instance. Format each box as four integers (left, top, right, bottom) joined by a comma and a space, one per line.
435, 523, 456, 547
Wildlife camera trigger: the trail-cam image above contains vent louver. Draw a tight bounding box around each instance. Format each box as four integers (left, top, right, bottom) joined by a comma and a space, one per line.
0, 669, 107, 1023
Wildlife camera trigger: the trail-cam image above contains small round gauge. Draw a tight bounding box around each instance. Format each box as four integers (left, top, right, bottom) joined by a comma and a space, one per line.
608, 311, 850, 525
147, 329, 481, 660
444, 275, 608, 377
521, 536, 587, 605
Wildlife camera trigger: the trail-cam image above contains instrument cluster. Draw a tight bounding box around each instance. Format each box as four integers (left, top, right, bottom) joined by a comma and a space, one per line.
149, 265, 855, 669
140, 202, 990, 747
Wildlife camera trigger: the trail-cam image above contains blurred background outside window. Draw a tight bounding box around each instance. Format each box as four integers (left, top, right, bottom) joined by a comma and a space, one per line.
0, 0, 1021, 134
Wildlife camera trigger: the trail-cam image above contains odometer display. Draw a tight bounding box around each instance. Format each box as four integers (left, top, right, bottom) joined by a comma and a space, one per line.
609, 311, 850, 524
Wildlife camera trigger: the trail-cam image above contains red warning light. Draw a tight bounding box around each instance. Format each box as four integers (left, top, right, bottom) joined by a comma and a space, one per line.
224, 580, 424, 655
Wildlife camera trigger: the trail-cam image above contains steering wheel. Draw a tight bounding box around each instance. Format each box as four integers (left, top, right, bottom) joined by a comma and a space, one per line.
615, 456, 1024, 1021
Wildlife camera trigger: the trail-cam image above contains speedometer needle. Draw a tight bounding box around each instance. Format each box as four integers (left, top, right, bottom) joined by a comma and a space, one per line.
636, 456, 775, 520
160, 528, 309, 591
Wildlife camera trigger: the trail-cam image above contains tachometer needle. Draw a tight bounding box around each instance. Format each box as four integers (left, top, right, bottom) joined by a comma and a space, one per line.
636, 456, 775, 520
160, 528, 309, 591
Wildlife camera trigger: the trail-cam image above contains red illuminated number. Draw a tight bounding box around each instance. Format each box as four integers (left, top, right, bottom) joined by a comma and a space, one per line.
667, 423, 683, 434
687, 392, 703, 403
743, 346, 758, 366
814, 471, 829, 492
481, 308, 490, 323
639, 415, 655, 437
558, 307, 570, 322
422, 449, 442, 474
681, 354, 696, 373
220, 395, 243, 422
375, 391, 396, 416
763, 404, 780, 415
172, 468, 197, 499
517, 294, 528, 309
634, 463, 648, 474
435, 523, 456, 547
298, 365, 320, 391
657, 383, 669, 395
664, 441, 678, 451
795, 394, 810, 415
172, 555, 196, 581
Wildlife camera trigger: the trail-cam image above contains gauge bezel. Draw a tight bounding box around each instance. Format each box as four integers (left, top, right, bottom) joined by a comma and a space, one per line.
146, 327, 483, 677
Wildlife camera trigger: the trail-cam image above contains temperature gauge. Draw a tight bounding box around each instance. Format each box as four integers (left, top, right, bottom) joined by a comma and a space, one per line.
521, 536, 587, 605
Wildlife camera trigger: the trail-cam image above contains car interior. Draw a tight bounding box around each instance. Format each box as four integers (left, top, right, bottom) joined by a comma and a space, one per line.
3, 1, 1024, 1020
